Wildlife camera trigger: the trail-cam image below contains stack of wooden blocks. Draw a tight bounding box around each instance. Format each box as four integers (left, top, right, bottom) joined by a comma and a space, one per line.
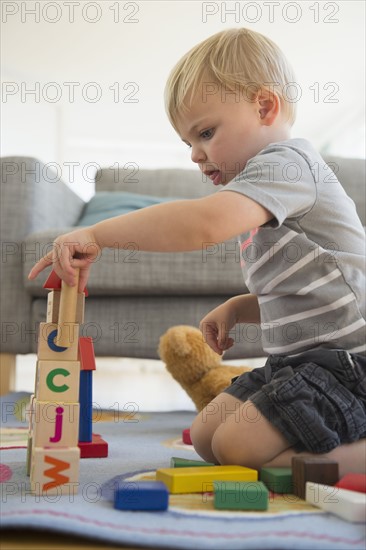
27, 269, 107, 496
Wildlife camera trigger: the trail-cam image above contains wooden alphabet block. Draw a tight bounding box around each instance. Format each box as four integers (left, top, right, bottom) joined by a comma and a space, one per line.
156, 465, 258, 494
292, 457, 339, 499
306, 482, 366, 522
214, 481, 269, 511
36, 360, 80, 402
30, 446, 80, 496
37, 322, 79, 361
47, 291, 85, 324
33, 399, 79, 448
114, 481, 169, 511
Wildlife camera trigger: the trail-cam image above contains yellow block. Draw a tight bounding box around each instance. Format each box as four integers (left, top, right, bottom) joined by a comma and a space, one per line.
156, 465, 258, 494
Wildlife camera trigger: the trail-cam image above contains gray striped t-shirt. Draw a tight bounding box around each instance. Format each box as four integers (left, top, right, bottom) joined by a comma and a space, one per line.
222, 138, 365, 356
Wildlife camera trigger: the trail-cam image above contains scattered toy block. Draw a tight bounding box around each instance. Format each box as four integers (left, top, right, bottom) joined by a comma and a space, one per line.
36, 360, 80, 402
170, 457, 215, 468
32, 399, 80, 448
47, 290, 85, 324
78, 337, 96, 371
156, 465, 258, 494
260, 467, 293, 494
37, 322, 79, 361
114, 481, 169, 511
292, 457, 339, 500
214, 480, 269, 511
78, 433, 108, 458
306, 481, 366, 522
335, 474, 366, 494
182, 428, 192, 445
30, 446, 80, 496
79, 370, 93, 442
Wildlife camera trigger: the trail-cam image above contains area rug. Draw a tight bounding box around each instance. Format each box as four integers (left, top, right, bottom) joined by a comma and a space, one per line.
1, 392, 365, 550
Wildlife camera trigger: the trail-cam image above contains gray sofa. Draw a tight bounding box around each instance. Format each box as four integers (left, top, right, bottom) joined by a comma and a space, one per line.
1, 155, 365, 370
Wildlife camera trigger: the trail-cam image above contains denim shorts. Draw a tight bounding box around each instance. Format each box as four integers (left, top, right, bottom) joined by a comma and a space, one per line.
223, 348, 366, 453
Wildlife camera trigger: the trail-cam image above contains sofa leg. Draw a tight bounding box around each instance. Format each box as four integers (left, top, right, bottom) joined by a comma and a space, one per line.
0, 353, 16, 395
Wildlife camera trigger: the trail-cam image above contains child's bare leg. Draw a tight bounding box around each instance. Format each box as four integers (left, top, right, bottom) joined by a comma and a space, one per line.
190, 394, 244, 463
263, 439, 366, 478
210, 400, 292, 470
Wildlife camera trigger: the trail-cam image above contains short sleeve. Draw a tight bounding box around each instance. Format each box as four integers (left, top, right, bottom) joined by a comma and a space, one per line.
220, 142, 317, 228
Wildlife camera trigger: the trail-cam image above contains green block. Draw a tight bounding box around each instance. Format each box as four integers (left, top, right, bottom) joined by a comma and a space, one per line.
170, 456, 215, 468
213, 481, 269, 511
260, 467, 293, 493
26, 435, 32, 477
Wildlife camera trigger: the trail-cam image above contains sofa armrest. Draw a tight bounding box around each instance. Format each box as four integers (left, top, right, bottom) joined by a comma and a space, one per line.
0, 156, 85, 354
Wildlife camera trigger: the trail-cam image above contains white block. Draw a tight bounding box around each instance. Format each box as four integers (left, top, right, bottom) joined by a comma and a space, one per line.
306, 481, 366, 522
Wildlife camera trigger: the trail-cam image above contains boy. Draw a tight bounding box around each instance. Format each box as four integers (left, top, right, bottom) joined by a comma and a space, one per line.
29, 28, 365, 476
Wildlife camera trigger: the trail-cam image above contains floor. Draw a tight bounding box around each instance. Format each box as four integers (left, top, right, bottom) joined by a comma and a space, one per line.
14, 354, 265, 411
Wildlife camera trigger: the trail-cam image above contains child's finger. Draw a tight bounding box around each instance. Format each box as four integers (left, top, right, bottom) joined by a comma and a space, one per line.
28, 253, 53, 279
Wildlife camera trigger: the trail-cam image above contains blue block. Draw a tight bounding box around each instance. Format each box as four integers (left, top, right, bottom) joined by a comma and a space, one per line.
79, 370, 92, 442
114, 481, 169, 511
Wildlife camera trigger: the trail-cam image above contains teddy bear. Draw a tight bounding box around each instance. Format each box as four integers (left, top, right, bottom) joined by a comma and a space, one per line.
158, 325, 252, 411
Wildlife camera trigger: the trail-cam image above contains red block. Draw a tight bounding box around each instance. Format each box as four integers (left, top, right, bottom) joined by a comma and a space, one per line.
43, 269, 88, 296
78, 337, 96, 371
182, 428, 192, 445
79, 433, 108, 458
335, 473, 366, 494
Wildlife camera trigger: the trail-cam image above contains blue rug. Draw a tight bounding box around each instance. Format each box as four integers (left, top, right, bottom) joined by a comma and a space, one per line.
1, 392, 365, 550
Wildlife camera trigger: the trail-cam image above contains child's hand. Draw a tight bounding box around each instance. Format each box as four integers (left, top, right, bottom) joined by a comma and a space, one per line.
199, 301, 238, 355
28, 227, 101, 293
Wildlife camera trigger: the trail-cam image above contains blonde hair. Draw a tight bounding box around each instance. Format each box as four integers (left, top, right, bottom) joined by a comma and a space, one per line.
165, 28, 297, 130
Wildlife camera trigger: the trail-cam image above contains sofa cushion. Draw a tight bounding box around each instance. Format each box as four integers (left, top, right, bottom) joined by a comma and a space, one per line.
76, 191, 178, 226
23, 229, 246, 297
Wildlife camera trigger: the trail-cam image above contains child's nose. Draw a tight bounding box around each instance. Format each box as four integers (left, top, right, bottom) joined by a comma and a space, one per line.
191, 146, 206, 164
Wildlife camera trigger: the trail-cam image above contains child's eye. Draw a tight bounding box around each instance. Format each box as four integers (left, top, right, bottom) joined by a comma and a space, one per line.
200, 129, 214, 140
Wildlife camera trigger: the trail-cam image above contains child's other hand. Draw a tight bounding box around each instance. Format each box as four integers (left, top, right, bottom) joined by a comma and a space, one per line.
199, 302, 237, 355
27, 227, 101, 293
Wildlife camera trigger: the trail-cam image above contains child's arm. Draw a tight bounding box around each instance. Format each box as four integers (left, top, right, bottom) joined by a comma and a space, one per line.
28, 191, 272, 290
200, 294, 260, 355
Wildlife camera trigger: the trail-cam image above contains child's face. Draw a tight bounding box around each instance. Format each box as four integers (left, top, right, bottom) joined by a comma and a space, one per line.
176, 86, 272, 186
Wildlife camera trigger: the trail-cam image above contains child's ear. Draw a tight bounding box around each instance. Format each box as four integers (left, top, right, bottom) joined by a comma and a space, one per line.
257, 89, 280, 126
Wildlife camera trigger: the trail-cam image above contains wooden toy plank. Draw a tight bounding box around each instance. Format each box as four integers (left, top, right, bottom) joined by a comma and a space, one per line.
78, 433, 108, 458
36, 360, 80, 402
47, 290, 85, 324
43, 269, 88, 296
38, 322, 79, 361
292, 457, 339, 500
30, 446, 80, 496
33, 399, 80, 448
260, 467, 293, 494
214, 481, 269, 511
56, 269, 80, 347
114, 481, 169, 511
335, 474, 366, 494
306, 481, 366, 522
170, 457, 215, 468
156, 465, 257, 494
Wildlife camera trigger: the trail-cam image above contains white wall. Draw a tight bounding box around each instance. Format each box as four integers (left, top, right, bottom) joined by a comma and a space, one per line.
1, 0, 365, 200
